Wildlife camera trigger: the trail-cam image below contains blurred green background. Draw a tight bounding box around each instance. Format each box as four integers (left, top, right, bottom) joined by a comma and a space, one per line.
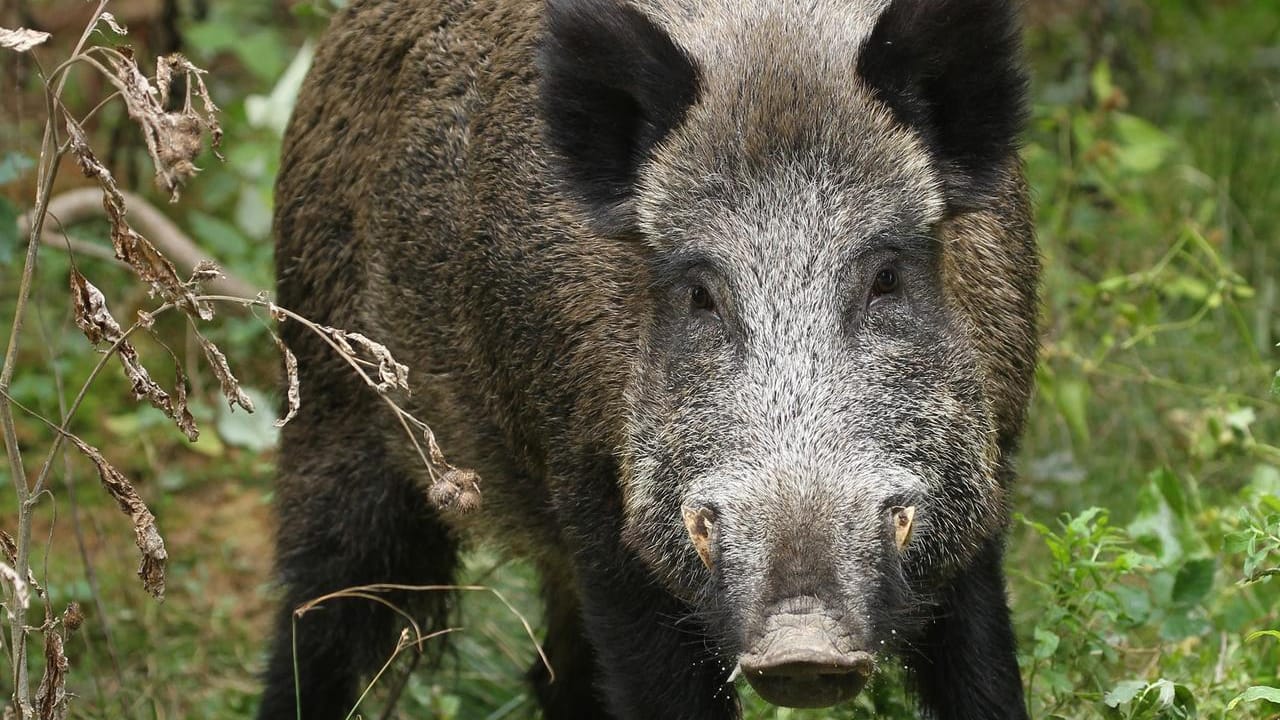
1, 1, 1277, 718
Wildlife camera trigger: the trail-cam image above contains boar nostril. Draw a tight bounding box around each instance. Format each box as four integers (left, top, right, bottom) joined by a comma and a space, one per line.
891, 505, 916, 550
681, 505, 717, 570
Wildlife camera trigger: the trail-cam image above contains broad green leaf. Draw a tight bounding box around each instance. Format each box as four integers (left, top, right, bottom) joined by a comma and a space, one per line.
0, 151, 34, 185
1225, 407, 1257, 434
1129, 483, 1184, 564
1250, 466, 1280, 500
1226, 685, 1280, 710
1054, 378, 1089, 450
1224, 530, 1255, 554
245, 40, 315, 137
1151, 468, 1189, 522
1112, 584, 1151, 624
1033, 627, 1059, 660
1133, 679, 1196, 716
215, 387, 278, 451
1160, 606, 1211, 642
1171, 557, 1215, 607
232, 30, 288, 83
234, 185, 274, 241
1104, 680, 1147, 708
1112, 113, 1176, 174
188, 210, 250, 259
187, 429, 226, 458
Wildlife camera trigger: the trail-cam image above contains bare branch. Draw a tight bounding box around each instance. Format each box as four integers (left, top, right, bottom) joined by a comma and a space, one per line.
19, 187, 259, 299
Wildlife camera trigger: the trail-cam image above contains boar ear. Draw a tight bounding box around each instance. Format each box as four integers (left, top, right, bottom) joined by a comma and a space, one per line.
857, 0, 1028, 212
538, 0, 700, 235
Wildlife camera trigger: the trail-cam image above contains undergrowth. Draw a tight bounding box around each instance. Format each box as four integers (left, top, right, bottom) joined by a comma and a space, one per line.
1, 1, 1277, 718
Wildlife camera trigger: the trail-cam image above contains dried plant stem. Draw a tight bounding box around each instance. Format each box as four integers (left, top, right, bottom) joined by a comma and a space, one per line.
30, 303, 176, 501
3, 5, 110, 716
343, 628, 455, 720
3, 72, 61, 720
195, 295, 460, 483
37, 308, 127, 703
377, 649, 423, 720
22, 289, 458, 507
293, 583, 553, 685
20, 188, 258, 298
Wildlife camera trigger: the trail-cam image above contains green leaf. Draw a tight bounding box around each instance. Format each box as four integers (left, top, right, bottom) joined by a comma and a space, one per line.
1160, 606, 1211, 642
1224, 530, 1255, 554
1226, 686, 1280, 711
1152, 468, 1189, 521
1112, 113, 1176, 174
1161, 275, 1210, 303
1129, 469, 1195, 564
187, 210, 250, 259
1054, 378, 1090, 450
1033, 627, 1060, 660
185, 20, 241, 55
1170, 557, 1216, 607
245, 40, 315, 137
215, 387, 278, 451
1225, 406, 1257, 434
1090, 62, 1114, 104
1104, 680, 1147, 708
0, 152, 35, 185
1271, 368, 1279, 398
1112, 584, 1151, 624
1244, 629, 1280, 644
1133, 679, 1197, 716
232, 31, 288, 83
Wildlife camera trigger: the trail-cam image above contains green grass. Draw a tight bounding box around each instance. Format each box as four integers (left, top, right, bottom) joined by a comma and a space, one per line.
1, 1, 1278, 718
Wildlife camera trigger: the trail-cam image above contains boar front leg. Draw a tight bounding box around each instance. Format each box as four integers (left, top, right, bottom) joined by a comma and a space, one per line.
907, 540, 1029, 720
553, 459, 740, 720
570, 549, 740, 720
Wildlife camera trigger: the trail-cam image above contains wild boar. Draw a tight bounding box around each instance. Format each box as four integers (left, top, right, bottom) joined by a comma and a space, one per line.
258, 0, 1039, 718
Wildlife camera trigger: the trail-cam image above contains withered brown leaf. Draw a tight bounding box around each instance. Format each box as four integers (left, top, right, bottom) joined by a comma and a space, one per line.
94, 49, 220, 200
197, 333, 254, 413
34, 613, 69, 720
98, 12, 128, 36
0, 562, 29, 620
63, 119, 213, 321
68, 266, 123, 345
273, 336, 300, 428
325, 328, 410, 392
69, 268, 198, 441
68, 437, 167, 599
0, 27, 51, 52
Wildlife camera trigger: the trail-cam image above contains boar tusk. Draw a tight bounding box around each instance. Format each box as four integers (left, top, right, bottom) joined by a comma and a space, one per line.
892, 505, 916, 550
682, 505, 716, 571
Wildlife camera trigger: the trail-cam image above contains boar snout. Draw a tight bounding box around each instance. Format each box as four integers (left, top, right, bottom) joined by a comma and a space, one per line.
739, 602, 874, 708
685, 485, 920, 708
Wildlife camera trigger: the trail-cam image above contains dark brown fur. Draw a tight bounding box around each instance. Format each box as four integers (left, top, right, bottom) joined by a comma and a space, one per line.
261, 1, 1039, 718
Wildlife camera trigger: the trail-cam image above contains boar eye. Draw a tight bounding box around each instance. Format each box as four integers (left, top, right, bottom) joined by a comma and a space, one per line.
871, 267, 900, 298
690, 284, 716, 313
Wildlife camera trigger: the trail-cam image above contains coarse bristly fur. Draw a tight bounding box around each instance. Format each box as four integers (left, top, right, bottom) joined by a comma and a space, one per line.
259, 0, 1039, 719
